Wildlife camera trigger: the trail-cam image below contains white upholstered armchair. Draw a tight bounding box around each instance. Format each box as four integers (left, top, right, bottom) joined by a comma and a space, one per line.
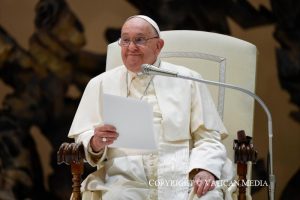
106, 30, 257, 199
58, 30, 257, 200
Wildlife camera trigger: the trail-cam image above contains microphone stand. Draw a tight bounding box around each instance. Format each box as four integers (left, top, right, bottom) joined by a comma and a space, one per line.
141, 65, 275, 200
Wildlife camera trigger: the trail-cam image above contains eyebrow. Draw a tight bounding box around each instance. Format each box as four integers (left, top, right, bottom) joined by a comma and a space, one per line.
121, 33, 147, 37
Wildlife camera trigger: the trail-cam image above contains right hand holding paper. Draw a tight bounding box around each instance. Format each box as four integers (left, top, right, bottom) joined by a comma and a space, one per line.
102, 94, 156, 150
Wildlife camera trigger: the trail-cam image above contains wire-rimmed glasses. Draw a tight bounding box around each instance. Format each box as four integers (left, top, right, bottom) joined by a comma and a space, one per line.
118, 36, 159, 47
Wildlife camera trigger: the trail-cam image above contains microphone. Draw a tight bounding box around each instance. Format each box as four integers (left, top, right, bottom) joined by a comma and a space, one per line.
141, 63, 275, 200
141, 64, 178, 77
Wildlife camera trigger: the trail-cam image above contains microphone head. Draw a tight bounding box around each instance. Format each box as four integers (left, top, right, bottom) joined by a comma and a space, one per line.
141, 64, 151, 75
140, 63, 178, 77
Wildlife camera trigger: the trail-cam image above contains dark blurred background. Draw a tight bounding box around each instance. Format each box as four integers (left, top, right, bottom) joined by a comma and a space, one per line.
0, 0, 299, 199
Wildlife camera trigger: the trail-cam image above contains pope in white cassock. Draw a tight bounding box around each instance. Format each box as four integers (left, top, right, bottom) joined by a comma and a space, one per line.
68, 15, 234, 200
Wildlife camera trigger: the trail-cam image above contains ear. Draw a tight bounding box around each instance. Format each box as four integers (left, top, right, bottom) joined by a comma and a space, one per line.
155, 38, 164, 54
157, 38, 164, 50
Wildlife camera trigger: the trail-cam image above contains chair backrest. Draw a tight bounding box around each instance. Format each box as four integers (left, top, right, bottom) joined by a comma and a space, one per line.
106, 30, 257, 164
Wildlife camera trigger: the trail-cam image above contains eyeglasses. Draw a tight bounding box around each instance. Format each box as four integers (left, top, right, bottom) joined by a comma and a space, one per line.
118, 36, 159, 47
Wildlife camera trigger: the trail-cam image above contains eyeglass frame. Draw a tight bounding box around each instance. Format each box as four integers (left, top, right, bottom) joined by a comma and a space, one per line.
118, 36, 159, 47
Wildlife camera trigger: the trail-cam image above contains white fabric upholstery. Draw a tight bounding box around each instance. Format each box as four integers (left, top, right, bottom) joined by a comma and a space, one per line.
106, 30, 257, 199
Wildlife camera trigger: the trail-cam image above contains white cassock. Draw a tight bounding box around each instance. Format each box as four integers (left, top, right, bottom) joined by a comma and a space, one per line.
68, 61, 234, 200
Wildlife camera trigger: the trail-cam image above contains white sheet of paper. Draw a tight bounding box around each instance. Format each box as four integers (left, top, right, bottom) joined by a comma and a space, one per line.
102, 93, 156, 150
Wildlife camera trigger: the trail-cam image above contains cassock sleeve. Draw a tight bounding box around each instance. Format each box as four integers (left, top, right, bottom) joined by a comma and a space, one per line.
75, 130, 107, 167
68, 76, 104, 138
188, 126, 227, 179
67, 76, 107, 166
188, 74, 228, 179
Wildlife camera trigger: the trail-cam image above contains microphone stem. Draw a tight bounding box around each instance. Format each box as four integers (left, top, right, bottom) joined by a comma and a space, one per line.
177, 74, 275, 200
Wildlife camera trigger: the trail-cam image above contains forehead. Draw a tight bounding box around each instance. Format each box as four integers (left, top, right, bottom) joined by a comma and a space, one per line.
121, 18, 155, 36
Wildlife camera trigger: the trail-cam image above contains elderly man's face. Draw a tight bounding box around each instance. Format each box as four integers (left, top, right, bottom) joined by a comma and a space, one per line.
120, 18, 164, 72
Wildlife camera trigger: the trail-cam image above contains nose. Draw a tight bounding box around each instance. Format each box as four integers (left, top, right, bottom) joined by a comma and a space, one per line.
128, 41, 138, 50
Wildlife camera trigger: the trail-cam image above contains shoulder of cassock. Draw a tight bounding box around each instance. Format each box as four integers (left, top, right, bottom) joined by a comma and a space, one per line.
68, 66, 126, 138
157, 61, 228, 140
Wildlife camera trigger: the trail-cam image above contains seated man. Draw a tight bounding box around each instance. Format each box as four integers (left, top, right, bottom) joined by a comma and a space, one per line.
68, 15, 233, 200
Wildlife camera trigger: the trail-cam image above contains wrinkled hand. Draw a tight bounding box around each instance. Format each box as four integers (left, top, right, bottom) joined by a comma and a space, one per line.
90, 124, 118, 152
193, 169, 216, 197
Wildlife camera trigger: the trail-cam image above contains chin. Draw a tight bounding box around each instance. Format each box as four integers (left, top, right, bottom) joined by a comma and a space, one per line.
126, 62, 142, 71
126, 65, 141, 72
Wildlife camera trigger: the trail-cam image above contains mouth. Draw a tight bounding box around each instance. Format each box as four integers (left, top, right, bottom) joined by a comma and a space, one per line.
127, 54, 141, 56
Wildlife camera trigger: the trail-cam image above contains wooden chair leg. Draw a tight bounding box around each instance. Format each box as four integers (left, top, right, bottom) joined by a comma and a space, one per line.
71, 161, 84, 200
237, 163, 247, 200
57, 142, 85, 200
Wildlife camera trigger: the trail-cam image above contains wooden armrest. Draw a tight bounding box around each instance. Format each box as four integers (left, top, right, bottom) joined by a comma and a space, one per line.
233, 130, 258, 200
57, 142, 86, 200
